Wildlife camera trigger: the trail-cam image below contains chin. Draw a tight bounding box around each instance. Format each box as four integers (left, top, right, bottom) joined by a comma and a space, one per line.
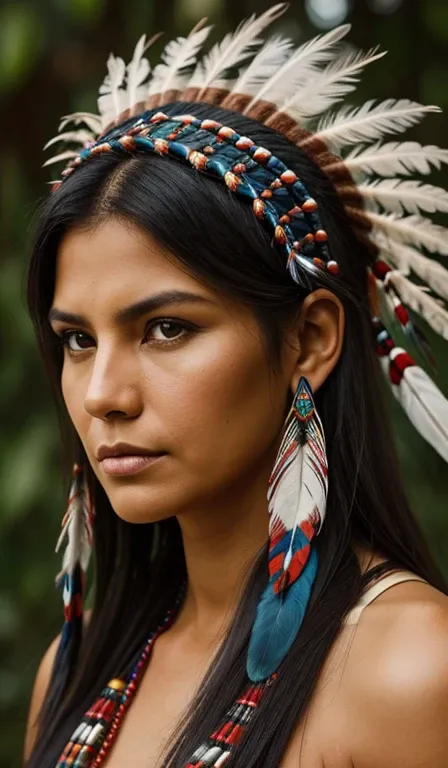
103, 482, 179, 524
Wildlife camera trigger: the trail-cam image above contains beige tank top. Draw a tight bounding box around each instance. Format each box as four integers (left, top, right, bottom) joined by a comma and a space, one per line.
343, 569, 428, 625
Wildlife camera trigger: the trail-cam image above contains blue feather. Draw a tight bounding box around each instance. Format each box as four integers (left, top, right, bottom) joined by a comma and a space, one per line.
247, 546, 318, 682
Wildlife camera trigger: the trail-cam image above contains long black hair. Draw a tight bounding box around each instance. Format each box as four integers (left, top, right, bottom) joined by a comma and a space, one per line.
26, 102, 447, 767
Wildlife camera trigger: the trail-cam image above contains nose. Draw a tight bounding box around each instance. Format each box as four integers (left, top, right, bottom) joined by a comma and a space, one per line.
83, 343, 143, 421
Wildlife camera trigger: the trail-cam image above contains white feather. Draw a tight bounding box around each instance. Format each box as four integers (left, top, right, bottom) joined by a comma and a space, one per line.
189, 4, 287, 95
59, 112, 103, 134
387, 351, 448, 463
149, 22, 212, 97
233, 35, 293, 95
386, 270, 448, 340
356, 179, 448, 214
245, 24, 351, 111
43, 150, 79, 167
364, 211, 448, 255
268, 417, 327, 548
309, 99, 440, 150
55, 476, 93, 575
126, 34, 152, 109
44, 130, 95, 151
283, 47, 386, 123
336, 141, 448, 177
376, 237, 448, 302
98, 53, 127, 121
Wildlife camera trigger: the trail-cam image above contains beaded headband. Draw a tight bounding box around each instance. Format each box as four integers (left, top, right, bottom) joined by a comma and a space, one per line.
54, 110, 339, 283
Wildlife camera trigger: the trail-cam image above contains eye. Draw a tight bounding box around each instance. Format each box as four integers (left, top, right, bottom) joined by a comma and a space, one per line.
146, 320, 189, 343
61, 331, 94, 352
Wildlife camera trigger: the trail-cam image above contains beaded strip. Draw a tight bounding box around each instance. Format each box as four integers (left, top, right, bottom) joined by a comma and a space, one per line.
56, 585, 187, 768
52, 111, 339, 285
185, 676, 276, 768
55, 582, 277, 768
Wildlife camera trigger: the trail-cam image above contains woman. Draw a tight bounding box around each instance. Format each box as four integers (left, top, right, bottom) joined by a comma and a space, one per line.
24, 7, 448, 767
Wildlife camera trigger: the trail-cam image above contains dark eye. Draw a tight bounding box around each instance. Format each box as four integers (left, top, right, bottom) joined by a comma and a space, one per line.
147, 321, 187, 342
62, 331, 93, 351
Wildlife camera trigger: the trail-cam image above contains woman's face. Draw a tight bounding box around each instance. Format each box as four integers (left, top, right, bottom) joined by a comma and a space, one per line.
50, 217, 293, 524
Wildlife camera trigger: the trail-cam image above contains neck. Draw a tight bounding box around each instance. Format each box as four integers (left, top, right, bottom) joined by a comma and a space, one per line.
175, 467, 270, 645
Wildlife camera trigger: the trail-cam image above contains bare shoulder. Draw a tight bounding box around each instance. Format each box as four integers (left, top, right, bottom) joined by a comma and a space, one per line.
23, 609, 92, 764
347, 579, 448, 767
23, 632, 61, 763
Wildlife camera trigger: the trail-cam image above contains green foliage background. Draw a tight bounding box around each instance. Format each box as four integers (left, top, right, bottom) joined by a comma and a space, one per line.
0, 0, 447, 765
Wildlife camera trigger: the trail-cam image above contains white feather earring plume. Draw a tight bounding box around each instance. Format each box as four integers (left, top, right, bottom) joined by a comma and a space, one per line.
189, 3, 287, 97
333, 141, 448, 177
282, 47, 386, 123
361, 211, 448, 255
55, 465, 93, 584
246, 24, 351, 113
354, 179, 448, 215
384, 270, 448, 340
148, 21, 212, 98
98, 53, 127, 124
376, 238, 448, 303
308, 99, 440, 150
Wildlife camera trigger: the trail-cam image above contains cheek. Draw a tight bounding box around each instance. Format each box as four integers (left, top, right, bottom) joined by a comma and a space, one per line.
61, 366, 88, 440
153, 336, 287, 492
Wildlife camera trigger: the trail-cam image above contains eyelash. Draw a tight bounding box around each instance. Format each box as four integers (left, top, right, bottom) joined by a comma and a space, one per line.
57, 318, 197, 354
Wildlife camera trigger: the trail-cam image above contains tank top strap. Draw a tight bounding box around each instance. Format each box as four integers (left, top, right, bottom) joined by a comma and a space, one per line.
343, 569, 428, 626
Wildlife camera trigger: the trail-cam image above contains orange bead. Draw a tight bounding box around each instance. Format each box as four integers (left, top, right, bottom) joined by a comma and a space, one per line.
315, 229, 328, 242
280, 170, 297, 185
302, 198, 318, 213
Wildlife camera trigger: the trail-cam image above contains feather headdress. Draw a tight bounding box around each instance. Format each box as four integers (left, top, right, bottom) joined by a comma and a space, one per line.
44, 5, 448, 685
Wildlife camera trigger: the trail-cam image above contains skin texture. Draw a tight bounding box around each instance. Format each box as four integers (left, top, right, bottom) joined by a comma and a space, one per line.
48, 216, 344, 627
25, 217, 448, 767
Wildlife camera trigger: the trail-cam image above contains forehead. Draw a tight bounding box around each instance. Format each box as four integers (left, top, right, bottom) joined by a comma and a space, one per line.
53, 218, 204, 305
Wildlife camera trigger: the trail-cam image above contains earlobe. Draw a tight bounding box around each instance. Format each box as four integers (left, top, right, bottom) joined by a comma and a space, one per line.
289, 289, 345, 394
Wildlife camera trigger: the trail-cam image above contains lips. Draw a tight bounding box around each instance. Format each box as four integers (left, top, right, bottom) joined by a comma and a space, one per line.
96, 442, 167, 476
96, 442, 163, 461
101, 454, 165, 476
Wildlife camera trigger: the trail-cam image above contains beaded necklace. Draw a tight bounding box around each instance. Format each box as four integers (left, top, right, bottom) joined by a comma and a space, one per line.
56, 584, 276, 768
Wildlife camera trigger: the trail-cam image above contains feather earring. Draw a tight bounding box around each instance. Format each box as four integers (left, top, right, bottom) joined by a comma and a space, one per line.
54, 463, 94, 667
247, 377, 328, 682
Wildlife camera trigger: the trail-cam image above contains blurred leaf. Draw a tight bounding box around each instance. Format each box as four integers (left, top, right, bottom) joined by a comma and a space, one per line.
0, 4, 44, 92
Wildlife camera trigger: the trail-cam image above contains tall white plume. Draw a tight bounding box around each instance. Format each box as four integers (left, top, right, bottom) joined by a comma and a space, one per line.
282, 47, 386, 123
310, 99, 440, 150
149, 22, 212, 97
364, 212, 448, 255
355, 179, 448, 215
189, 4, 287, 95
246, 24, 351, 111
126, 34, 152, 109
233, 35, 293, 96
44, 130, 95, 151
334, 141, 448, 177
385, 271, 448, 340
98, 53, 127, 122
59, 113, 103, 134
386, 353, 448, 463
376, 238, 448, 302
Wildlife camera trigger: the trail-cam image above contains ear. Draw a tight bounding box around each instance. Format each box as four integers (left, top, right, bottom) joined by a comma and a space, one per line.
286, 288, 345, 394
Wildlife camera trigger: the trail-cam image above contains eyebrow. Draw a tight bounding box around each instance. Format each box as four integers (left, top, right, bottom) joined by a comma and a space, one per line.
48, 290, 215, 326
